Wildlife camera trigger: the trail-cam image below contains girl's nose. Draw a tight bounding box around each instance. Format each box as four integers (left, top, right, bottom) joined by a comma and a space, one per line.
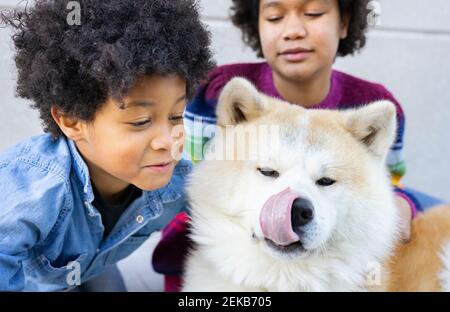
283, 15, 307, 40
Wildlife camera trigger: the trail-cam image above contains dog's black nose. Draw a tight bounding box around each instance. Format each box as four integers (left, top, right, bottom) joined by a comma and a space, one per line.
291, 198, 314, 230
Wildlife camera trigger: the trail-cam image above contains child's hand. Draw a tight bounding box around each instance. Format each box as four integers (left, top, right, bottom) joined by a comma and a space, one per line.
395, 195, 413, 243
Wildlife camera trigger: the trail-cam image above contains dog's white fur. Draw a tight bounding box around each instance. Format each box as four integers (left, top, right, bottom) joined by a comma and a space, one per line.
182, 78, 450, 292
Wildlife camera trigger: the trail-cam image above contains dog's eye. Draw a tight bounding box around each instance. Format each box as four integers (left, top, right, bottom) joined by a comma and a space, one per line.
316, 177, 336, 187
257, 168, 280, 178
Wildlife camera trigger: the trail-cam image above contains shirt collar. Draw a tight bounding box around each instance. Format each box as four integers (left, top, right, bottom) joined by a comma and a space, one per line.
263, 63, 342, 110
67, 138, 95, 203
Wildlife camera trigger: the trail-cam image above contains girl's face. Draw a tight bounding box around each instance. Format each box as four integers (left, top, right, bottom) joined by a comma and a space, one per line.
258, 0, 349, 83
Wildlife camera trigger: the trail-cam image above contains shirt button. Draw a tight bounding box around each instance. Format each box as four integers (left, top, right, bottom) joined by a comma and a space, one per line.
136, 215, 144, 224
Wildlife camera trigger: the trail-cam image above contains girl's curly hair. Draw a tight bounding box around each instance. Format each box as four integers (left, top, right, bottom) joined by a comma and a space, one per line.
1, 0, 215, 137
230, 0, 370, 58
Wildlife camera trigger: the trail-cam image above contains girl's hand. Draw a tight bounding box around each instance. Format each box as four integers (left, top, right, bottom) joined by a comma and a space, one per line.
395, 195, 413, 243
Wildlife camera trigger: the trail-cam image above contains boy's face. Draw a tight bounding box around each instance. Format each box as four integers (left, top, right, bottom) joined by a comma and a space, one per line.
258, 0, 349, 83
75, 75, 187, 198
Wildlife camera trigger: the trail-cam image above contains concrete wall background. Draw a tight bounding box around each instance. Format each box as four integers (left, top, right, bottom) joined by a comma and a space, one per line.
0, 0, 449, 202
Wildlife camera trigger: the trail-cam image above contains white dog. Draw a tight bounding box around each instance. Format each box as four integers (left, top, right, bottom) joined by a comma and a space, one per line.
182, 78, 450, 292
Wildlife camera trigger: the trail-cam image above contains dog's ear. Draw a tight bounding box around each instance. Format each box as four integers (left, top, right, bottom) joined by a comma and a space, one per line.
343, 101, 397, 161
216, 78, 267, 126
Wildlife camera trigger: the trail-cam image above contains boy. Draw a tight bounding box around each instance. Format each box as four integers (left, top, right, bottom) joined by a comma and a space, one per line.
0, 0, 214, 291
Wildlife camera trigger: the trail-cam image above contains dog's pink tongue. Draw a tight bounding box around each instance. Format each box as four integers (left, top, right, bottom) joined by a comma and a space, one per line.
260, 188, 300, 246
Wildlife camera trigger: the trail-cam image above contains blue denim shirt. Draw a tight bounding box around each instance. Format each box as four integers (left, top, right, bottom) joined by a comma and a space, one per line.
0, 134, 191, 291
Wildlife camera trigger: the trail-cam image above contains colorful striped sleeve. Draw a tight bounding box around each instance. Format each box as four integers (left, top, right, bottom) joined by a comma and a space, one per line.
381, 97, 420, 215
184, 67, 225, 163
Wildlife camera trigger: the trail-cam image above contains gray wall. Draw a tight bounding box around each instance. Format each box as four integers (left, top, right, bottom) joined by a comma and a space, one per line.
0, 2, 43, 148
1, 0, 449, 202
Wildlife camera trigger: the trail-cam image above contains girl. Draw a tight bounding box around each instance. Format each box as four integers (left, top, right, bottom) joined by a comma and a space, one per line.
153, 0, 441, 291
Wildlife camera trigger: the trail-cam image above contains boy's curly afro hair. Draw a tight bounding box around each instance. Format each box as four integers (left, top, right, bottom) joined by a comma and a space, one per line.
1, 0, 215, 137
230, 0, 370, 58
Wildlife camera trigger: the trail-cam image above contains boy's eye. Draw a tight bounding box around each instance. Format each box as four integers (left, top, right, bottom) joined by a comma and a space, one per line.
128, 119, 152, 127
169, 115, 184, 124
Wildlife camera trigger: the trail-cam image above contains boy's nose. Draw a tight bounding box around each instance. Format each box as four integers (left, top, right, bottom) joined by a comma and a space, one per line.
151, 126, 175, 151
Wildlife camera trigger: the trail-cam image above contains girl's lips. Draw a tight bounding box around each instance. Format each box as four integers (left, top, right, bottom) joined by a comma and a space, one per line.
279, 50, 312, 62
279, 48, 313, 62
144, 161, 174, 174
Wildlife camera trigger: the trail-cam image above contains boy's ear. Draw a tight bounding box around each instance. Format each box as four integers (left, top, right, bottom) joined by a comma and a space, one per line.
50, 106, 87, 141
216, 77, 267, 127
342, 101, 397, 161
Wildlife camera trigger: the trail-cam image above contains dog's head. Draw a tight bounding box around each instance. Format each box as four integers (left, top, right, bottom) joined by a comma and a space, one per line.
188, 78, 399, 262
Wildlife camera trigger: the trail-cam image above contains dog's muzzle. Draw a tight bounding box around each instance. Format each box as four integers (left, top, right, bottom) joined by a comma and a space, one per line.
260, 188, 314, 247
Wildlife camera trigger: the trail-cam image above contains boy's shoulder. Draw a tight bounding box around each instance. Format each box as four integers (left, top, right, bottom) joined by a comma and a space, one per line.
0, 135, 74, 204
0, 135, 73, 243
0, 134, 72, 179
333, 70, 400, 107
172, 158, 192, 176
160, 158, 192, 202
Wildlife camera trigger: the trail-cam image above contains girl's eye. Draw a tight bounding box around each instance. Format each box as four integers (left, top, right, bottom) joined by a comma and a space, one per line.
305, 12, 324, 17
128, 119, 152, 127
267, 16, 283, 22
316, 177, 336, 187
258, 168, 280, 178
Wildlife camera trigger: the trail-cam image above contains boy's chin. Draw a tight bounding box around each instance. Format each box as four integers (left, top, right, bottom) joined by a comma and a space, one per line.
134, 174, 173, 191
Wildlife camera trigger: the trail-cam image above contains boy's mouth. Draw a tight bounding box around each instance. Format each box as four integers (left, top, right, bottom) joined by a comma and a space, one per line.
143, 161, 174, 174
